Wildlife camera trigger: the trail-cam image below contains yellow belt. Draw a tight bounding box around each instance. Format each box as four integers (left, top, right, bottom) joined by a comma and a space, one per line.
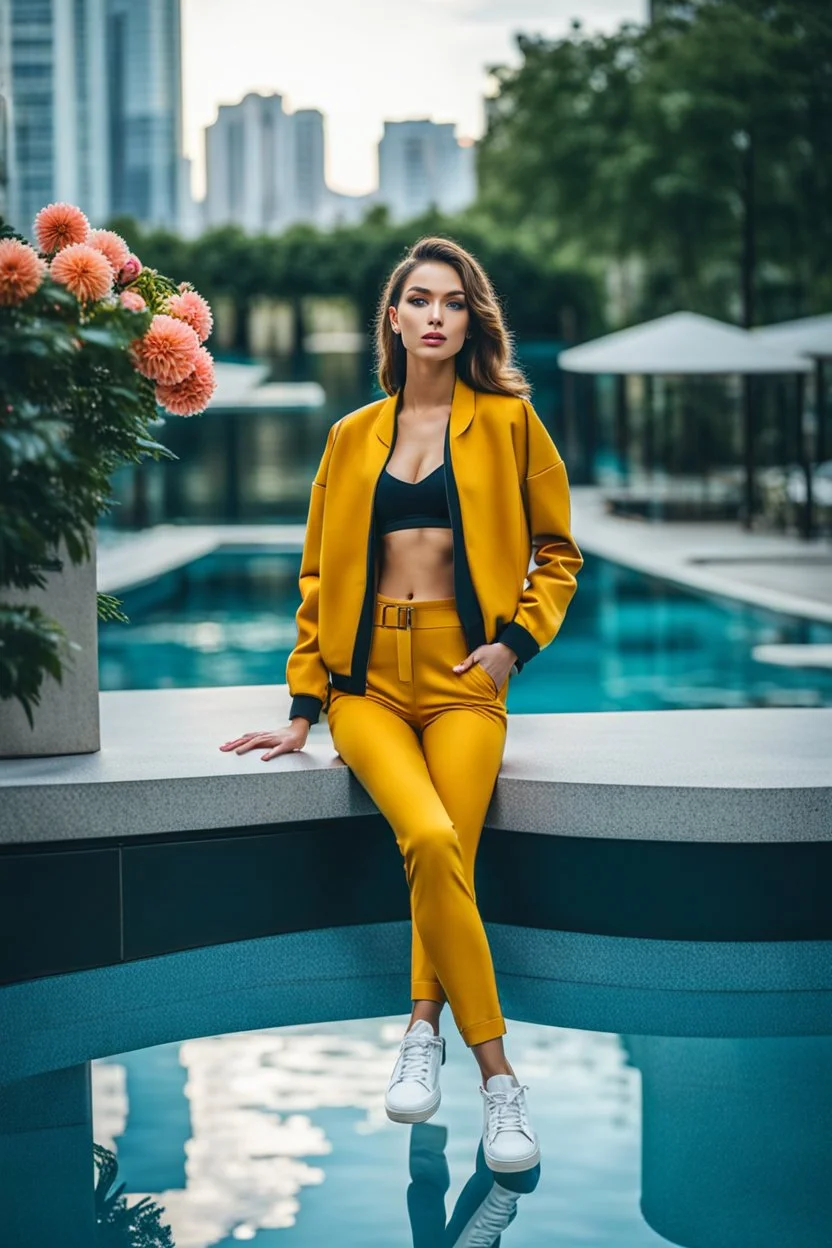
373, 601, 460, 682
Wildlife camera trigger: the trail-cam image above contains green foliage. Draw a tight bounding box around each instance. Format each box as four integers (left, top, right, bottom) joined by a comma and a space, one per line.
0, 215, 179, 722
97, 592, 129, 624
0, 605, 73, 728
106, 206, 604, 346
93, 1142, 175, 1247
477, 0, 832, 323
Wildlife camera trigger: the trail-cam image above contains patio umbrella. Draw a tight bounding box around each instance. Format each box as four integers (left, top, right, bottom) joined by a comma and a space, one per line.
558, 312, 812, 534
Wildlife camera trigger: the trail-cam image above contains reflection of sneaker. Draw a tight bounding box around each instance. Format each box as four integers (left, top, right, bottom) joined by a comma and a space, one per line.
480, 1074, 540, 1173
445, 1140, 540, 1247
451, 1183, 520, 1246
385, 1020, 446, 1123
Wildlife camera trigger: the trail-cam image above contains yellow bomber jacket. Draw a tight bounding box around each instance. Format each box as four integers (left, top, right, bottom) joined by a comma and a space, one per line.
286, 374, 584, 724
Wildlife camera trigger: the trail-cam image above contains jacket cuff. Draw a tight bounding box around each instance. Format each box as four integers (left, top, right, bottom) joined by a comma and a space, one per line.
496, 621, 540, 666
289, 694, 324, 725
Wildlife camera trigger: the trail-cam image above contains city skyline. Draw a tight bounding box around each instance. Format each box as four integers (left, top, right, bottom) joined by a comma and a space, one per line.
181, 0, 646, 200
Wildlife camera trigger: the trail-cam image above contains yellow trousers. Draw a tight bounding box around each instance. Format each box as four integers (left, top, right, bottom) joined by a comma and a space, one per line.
327, 592, 509, 1047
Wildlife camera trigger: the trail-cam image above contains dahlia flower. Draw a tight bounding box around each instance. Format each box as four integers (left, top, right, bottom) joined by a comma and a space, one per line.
0, 238, 48, 306
88, 229, 131, 274
155, 346, 217, 416
166, 289, 213, 343
33, 202, 90, 254
131, 313, 200, 384
50, 243, 114, 303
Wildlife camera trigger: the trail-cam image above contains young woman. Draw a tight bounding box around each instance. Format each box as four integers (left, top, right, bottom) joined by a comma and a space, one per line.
220, 237, 583, 1173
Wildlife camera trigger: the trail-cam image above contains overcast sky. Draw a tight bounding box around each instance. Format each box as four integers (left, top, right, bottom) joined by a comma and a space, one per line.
181, 0, 646, 199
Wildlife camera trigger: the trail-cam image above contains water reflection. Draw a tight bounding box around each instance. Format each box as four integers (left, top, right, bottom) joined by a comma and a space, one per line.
83, 1019, 832, 1246
407, 1124, 541, 1247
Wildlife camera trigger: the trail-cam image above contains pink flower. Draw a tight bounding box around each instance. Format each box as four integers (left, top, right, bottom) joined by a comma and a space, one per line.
131, 313, 200, 384
120, 290, 147, 312
0, 238, 48, 305
33, 202, 90, 254
88, 229, 131, 274
166, 289, 213, 343
156, 346, 217, 416
118, 254, 142, 284
50, 243, 114, 302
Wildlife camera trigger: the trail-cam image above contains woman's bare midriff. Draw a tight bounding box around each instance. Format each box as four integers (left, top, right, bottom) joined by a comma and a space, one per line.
376, 526, 455, 600
376, 405, 454, 601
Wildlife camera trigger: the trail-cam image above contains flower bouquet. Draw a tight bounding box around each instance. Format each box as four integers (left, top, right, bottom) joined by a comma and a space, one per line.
0, 201, 217, 746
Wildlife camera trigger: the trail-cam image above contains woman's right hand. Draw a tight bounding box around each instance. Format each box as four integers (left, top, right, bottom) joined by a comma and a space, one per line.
219, 719, 310, 760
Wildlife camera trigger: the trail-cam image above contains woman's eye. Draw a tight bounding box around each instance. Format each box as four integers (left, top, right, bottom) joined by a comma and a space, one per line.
407, 298, 466, 309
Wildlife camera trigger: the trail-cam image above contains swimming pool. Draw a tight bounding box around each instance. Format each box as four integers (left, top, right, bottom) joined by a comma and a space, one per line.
98, 548, 832, 710
90, 1009, 831, 1246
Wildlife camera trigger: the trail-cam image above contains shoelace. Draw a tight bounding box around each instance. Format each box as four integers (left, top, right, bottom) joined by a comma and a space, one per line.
392, 1032, 441, 1088
480, 1082, 533, 1143
464, 1186, 519, 1246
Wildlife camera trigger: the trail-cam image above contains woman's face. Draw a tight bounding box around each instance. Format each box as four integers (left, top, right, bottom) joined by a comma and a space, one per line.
389, 261, 471, 362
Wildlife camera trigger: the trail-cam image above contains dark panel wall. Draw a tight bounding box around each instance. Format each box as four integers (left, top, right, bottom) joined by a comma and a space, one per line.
1, 816, 829, 986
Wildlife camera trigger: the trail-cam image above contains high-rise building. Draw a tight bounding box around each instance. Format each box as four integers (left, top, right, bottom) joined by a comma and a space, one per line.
204, 92, 328, 234
7, 0, 108, 236
293, 108, 326, 222
106, 0, 183, 228
0, 0, 13, 221
377, 120, 476, 223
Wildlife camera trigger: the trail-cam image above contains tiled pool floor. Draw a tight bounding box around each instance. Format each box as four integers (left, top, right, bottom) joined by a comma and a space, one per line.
92, 1016, 831, 1246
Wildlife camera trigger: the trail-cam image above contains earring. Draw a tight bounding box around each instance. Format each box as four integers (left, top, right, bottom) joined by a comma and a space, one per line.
465, 332, 472, 340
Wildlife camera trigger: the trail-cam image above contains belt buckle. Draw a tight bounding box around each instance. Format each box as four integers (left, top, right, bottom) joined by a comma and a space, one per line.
381, 603, 412, 629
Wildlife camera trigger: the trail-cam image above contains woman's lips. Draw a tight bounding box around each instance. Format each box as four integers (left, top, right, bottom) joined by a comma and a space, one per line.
422, 335, 446, 343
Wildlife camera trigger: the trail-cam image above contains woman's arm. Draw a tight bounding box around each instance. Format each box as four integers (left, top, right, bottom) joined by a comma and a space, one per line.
285, 418, 342, 723
494, 402, 584, 666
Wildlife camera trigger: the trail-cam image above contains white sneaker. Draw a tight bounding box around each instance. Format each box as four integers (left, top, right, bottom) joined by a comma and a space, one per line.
480, 1074, 540, 1173
385, 1019, 446, 1123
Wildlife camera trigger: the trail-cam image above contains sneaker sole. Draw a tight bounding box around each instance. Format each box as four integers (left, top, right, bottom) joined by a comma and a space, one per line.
385, 1089, 441, 1124
483, 1141, 541, 1173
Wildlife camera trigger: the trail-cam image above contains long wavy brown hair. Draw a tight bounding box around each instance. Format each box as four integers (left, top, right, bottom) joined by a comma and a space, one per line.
373, 236, 531, 400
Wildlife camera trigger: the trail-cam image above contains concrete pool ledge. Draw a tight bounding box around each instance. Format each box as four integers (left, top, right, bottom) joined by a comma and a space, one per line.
0, 690, 830, 1064
0, 687, 830, 845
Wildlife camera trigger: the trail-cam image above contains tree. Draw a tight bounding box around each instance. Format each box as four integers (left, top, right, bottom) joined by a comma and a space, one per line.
477, 1, 832, 324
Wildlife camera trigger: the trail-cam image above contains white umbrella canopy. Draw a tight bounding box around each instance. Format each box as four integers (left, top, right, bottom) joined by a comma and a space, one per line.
751, 313, 832, 361
558, 311, 812, 375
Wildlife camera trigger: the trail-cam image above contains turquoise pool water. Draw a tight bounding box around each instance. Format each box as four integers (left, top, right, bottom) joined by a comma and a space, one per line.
92, 1014, 831, 1246
98, 548, 832, 710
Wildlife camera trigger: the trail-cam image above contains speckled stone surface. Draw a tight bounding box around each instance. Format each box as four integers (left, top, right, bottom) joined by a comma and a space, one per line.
0, 687, 829, 845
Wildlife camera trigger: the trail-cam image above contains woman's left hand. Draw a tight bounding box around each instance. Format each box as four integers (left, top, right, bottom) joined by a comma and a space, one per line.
453, 642, 517, 689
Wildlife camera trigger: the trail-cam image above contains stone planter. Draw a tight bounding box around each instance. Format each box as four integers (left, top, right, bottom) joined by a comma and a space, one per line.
0, 531, 100, 758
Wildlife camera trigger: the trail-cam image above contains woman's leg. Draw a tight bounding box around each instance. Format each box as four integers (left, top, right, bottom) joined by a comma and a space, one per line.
327, 691, 506, 1048
419, 707, 515, 1081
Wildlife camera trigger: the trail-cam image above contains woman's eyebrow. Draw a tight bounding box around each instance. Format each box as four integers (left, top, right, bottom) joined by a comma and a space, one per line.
405, 285, 467, 298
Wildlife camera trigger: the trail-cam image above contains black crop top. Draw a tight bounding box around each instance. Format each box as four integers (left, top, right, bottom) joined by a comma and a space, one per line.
375, 462, 452, 535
